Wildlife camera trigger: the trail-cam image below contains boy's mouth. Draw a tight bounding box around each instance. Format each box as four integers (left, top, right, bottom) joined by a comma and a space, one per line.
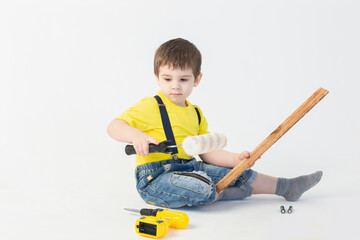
171, 93, 182, 96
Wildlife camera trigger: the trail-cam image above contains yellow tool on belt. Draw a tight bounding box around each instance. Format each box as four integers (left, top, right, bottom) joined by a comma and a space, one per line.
124, 208, 189, 238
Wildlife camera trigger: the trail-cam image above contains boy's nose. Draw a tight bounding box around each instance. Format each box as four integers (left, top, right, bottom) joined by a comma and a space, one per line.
172, 81, 181, 89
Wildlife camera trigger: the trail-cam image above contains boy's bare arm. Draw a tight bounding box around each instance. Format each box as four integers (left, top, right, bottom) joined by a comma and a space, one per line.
199, 150, 255, 168
107, 119, 159, 156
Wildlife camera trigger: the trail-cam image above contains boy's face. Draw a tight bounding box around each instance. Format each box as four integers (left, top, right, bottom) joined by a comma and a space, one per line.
156, 65, 202, 107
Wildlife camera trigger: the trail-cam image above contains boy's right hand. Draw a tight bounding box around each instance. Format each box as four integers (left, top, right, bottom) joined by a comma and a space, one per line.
132, 134, 160, 156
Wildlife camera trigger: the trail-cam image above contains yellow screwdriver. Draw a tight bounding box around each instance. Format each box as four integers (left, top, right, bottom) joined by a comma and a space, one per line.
124, 208, 189, 238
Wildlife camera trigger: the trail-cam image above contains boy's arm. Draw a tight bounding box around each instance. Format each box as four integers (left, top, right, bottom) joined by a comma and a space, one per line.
199, 150, 256, 168
107, 118, 159, 156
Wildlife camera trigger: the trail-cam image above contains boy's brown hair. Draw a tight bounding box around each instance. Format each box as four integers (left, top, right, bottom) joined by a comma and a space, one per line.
154, 38, 202, 78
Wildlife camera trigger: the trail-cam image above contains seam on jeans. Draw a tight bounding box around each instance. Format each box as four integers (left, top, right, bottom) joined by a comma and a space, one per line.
145, 177, 214, 207
240, 171, 252, 184
170, 173, 212, 194
148, 183, 193, 208
148, 182, 184, 199
173, 172, 211, 185
138, 189, 170, 208
204, 171, 225, 178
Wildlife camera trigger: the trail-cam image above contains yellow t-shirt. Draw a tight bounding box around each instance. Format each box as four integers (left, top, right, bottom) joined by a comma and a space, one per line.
117, 91, 209, 166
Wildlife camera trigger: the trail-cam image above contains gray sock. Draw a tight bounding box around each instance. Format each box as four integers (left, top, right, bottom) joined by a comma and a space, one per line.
217, 187, 253, 201
275, 171, 323, 201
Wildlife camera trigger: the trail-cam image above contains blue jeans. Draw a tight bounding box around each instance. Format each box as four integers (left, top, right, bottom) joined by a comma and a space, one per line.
135, 158, 257, 208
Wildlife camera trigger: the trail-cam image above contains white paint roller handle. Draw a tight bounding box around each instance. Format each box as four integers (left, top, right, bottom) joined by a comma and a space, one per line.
182, 132, 227, 155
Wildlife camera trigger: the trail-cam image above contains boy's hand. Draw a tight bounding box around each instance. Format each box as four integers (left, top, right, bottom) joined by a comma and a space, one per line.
235, 151, 261, 169
132, 134, 160, 156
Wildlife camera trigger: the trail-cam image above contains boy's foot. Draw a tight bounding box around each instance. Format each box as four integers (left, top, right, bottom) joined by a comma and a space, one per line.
275, 171, 323, 201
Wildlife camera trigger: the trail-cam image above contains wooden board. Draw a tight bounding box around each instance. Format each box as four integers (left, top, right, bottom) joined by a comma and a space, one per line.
215, 88, 329, 193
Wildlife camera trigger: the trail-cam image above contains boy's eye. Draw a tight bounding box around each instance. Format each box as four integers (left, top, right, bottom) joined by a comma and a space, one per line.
164, 78, 171, 81
181, 78, 189, 81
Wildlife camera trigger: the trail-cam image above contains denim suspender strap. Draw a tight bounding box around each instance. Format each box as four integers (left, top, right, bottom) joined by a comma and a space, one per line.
154, 95, 179, 157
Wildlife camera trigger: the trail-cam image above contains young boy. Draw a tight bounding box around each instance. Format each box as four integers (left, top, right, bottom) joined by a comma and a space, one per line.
107, 38, 322, 208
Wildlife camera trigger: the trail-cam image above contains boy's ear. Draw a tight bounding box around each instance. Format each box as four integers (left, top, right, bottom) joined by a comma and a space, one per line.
194, 73, 202, 87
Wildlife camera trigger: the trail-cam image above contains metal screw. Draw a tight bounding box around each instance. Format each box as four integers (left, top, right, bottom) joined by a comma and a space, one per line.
280, 205, 286, 214
287, 206, 293, 214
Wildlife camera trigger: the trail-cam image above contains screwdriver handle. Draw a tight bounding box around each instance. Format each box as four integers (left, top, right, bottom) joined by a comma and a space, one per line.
139, 208, 160, 216
125, 140, 171, 155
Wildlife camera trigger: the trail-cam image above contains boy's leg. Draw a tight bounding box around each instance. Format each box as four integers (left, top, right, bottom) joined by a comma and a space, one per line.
203, 159, 323, 201
138, 170, 216, 208
136, 159, 217, 208
249, 171, 323, 201
273, 171, 323, 201
250, 173, 277, 194
202, 163, 257, 201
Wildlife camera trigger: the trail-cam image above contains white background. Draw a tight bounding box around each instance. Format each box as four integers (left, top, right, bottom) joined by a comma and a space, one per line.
1, 0, 359, 239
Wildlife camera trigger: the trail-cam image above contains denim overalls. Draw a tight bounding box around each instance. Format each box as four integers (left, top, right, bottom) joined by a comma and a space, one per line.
135, 158, 256, 208
134, 96, 256, 208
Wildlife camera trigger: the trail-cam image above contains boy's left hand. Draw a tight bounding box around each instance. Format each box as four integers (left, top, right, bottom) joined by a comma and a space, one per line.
236, 151, 261, 169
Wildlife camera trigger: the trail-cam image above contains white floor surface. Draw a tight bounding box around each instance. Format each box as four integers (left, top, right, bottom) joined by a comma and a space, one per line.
1, 160, 359, 240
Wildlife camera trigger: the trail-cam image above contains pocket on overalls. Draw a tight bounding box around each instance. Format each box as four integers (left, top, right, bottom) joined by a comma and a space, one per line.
171, 171, 212, 194
173, 172, 211, 185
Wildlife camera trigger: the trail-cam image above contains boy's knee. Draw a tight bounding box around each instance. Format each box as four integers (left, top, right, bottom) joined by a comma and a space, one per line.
170, 171, 216, 206
218, 186, 253, 201
138, 171, 216, 208
171, 171, 212, 194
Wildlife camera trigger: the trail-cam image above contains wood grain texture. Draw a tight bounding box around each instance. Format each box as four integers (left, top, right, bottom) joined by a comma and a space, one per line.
215, 88, 329, 193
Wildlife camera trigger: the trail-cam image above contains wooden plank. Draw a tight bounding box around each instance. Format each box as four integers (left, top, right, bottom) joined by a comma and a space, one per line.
215, 88, 329, 193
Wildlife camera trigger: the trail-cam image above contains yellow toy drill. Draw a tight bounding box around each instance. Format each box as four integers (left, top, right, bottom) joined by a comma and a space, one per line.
124, 208, 189, 238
